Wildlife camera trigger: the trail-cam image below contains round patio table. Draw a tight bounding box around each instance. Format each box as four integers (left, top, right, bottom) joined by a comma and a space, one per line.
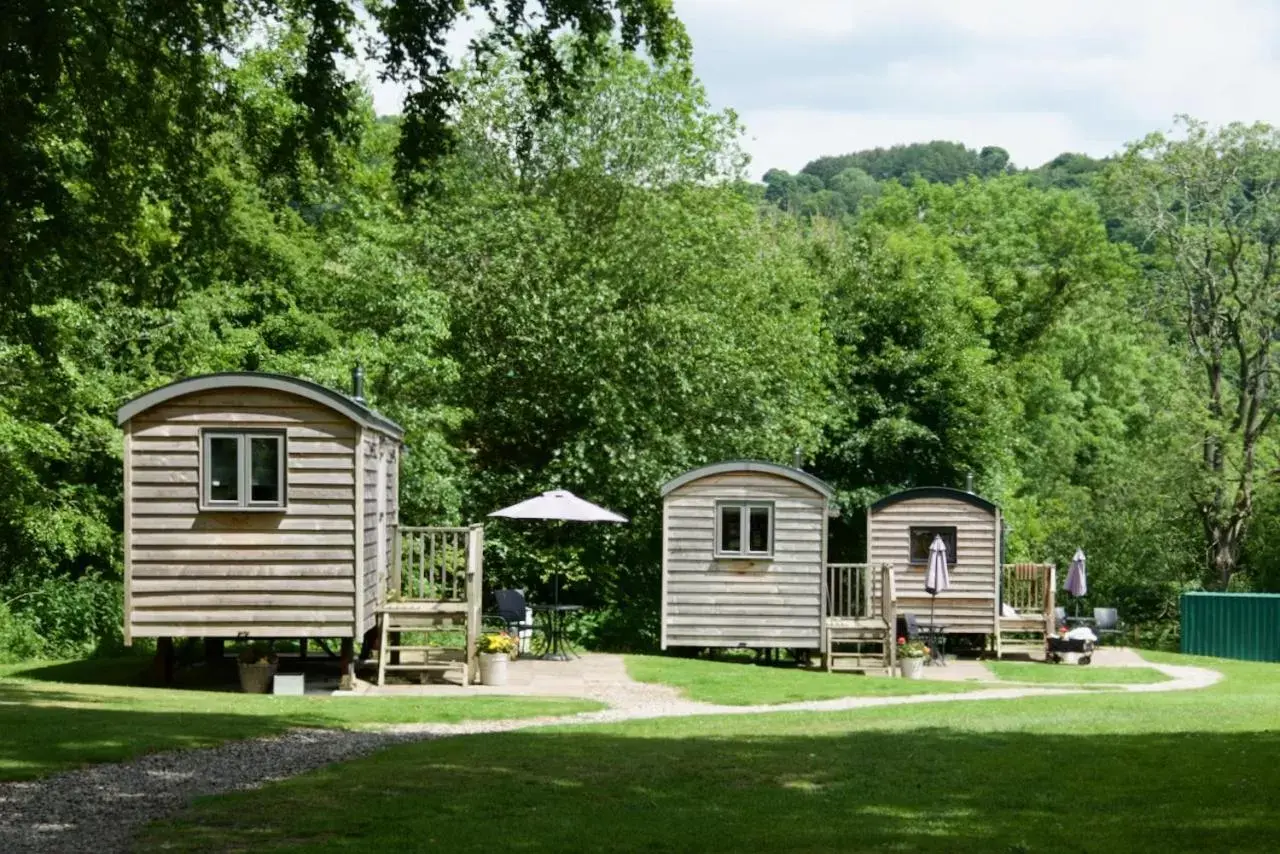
531, 603, 582, 661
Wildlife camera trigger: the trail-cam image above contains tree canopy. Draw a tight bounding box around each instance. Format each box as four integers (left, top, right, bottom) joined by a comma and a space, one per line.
1, 11, 1276, 659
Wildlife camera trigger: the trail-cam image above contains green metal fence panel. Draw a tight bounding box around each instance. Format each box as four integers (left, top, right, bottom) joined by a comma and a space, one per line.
1181, 592, 1280, 662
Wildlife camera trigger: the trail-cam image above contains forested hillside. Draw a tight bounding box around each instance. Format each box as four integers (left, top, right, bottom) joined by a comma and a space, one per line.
761, 141, 1108, 217
3, 4, 1278, 660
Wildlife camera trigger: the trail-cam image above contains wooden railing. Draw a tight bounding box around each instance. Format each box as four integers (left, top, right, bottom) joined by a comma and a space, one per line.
826, 563, 871, 618
825, 563, 896, 621
393, 526, 474, 601
386, 523, 485, 683
1001, 563, 1056, 619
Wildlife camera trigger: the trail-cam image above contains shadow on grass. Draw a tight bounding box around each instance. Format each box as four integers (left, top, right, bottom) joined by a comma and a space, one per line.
143, 726, 1280, 853
0, 680, 309, 781
6, 654, 346, 691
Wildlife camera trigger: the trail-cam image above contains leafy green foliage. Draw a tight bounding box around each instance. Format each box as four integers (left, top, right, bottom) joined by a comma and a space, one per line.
418, 45, 833, 642
1105, 117, 1280, 587
2, 3, 1273, 659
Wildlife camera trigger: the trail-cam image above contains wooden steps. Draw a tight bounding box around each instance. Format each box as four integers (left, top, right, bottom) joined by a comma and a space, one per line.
824, 617, 892, 672
376, 604, 471, 686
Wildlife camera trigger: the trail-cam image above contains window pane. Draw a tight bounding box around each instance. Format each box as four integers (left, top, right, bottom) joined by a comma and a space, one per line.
250, 437, 281, 504
909, 529, 932, 563
208, 437, 240, 502
748, 507, 770, 553
719, 505, 742, 553
910, 527, 956, 563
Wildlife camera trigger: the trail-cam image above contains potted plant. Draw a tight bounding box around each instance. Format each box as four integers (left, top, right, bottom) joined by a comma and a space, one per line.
237, 642, 278, 693
477, 632, 516, 686
896, 637, 928, 679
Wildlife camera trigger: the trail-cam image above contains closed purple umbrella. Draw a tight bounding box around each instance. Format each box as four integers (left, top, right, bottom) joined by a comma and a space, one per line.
1065, 548, 1087, 617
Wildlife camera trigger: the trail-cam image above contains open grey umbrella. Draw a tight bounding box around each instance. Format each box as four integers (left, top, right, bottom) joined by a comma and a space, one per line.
489, 490, 628, 659
925, 534, 951, 636
1065, 548, 1087, 616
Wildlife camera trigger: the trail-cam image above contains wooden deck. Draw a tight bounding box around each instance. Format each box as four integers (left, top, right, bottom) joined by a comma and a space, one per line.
823, 563, 896, 672
996, 563, 1055, 659
376, 525, 483, 686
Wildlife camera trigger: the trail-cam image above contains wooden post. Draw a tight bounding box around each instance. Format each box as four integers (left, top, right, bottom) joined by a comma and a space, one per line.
882, 564, 897, 670
156, 636, 176, 684
1045, 564, 1057, 644
392, 522, 402, 599
339, 637, 355, 690
466, 524, 484, 684
359, 627, 377, 661
299, 638, 309, 660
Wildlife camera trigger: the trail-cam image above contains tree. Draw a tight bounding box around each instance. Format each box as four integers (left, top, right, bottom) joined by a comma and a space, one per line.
1106, 117, 1280, 587
415, 47, 833, 645
801, 141, 985, 185
978, 146, 1011, 177
828, 167, 880, 214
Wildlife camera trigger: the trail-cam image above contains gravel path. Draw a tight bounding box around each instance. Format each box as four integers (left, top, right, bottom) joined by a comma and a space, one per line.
0, 658, 1221, 853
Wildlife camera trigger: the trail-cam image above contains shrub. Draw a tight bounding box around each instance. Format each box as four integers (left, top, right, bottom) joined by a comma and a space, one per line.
4, 573, 123, 659
236, 642, 277, 665
0, 602, 46, 663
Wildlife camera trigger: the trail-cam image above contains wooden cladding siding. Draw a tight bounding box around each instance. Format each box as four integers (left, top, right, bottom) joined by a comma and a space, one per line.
662, 472, 826, 649
868, 497, 999, 634
358, 434, 395, 637
125, 389, 360, 639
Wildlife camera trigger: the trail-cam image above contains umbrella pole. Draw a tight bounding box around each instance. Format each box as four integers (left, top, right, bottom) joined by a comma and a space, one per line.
928, 594, 938, 665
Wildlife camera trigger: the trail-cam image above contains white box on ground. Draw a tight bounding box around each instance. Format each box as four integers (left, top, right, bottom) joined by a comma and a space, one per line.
273, 673, 305, 695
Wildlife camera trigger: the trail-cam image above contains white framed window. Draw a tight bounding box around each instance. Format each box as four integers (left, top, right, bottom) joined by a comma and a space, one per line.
715, 501, 774, 558
200, 430, 287, 510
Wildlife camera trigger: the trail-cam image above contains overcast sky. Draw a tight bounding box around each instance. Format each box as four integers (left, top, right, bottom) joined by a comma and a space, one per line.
370, 0, 1280, 179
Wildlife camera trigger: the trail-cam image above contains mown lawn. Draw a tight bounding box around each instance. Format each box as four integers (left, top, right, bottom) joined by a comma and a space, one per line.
986, 660, 1171, 685
0, 657, 600, 781
140, 652, 1280, 853
624, 654, 982, 704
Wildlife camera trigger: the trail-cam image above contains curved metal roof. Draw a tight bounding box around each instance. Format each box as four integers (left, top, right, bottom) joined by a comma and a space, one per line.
660, 460, 835, 499
869, 486, 997, 514
116, 372, 404, 438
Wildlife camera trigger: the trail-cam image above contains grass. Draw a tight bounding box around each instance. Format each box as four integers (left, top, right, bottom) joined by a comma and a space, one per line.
138, 652, 1280, 853
0, 657, 601, 781
986, 660, 1171, 685
624, 654, 983, 705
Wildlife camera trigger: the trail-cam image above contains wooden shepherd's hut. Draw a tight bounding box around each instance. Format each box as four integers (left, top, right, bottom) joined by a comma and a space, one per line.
866, 486, 1001, 638
659, 461, 837, 653
116, 370, 403, 674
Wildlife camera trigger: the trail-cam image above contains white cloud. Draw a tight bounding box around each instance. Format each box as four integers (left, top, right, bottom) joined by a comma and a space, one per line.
364, 0, 1280, 179
675, 0, 1280, 176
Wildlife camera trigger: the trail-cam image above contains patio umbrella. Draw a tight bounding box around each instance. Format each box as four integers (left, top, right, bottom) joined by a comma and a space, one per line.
1065, 548, 1087, 616
925, 534, 951, 631
488, 490, 628, 658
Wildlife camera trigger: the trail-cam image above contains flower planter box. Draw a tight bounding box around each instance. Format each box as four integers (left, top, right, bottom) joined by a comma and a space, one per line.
899, 657, 925, 680
478, 652, 509, 686
238, 661, 278, 694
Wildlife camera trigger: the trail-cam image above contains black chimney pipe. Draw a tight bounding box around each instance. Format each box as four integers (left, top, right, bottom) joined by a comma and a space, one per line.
352, 363, 365, 404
